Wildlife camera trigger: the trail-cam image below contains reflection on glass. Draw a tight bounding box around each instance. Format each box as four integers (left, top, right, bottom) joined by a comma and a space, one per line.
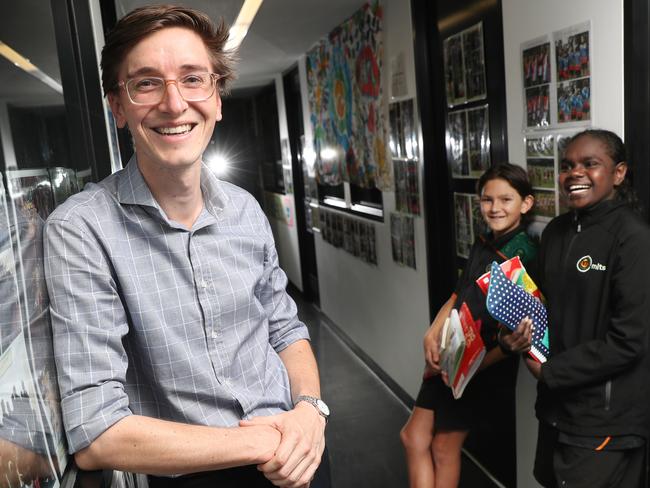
1, 173, 71, 487
1, 1, 95, 484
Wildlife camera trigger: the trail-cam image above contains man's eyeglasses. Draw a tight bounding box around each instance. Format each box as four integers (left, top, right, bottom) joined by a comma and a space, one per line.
118, 72, 221, 105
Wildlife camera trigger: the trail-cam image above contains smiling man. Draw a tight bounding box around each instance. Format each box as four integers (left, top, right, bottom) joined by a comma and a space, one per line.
43, 5, 329, 488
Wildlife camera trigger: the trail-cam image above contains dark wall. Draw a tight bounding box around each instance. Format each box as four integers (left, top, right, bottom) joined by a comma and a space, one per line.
8, 105, 74, 170
213, 84, 282, 204
625, 0, 650, 221
412, 0, 516, 486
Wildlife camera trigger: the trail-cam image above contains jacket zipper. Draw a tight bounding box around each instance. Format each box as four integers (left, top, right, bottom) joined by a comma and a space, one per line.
571, 215, 612, 412
575, 212, 582, 233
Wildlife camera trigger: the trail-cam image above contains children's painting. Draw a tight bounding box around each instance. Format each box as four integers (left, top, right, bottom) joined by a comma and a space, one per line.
306, 3, 389, 190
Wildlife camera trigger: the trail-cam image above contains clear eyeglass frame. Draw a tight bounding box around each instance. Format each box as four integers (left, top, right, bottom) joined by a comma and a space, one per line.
118, 72, 221, 105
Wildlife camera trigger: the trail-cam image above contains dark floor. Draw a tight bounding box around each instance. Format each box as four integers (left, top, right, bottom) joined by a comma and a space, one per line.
291, 289, 501, 488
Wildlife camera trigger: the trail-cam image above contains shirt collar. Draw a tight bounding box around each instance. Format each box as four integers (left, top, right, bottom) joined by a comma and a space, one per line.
572, 198, 625, 227
117, 155, 160, 208
116, 155, 231, 220
483, 224, 526, 249
199, 161, 230, 218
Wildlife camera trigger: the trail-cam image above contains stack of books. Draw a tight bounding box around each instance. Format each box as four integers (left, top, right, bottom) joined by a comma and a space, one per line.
439, 302, 486, 399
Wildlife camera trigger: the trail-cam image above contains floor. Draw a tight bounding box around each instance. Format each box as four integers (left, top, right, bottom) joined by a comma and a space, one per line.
291, 289, 500, 488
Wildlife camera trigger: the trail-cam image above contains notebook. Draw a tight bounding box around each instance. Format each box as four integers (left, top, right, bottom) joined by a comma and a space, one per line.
485, 261, 549, 363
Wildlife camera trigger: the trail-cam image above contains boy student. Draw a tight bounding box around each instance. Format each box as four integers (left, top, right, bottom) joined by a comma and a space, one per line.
44, 5, 330, 488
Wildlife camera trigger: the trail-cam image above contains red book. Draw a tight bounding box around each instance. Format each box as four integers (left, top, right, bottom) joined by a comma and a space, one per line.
439, 302, 486, 399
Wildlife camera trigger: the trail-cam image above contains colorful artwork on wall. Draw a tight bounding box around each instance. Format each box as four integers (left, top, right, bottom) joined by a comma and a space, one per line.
306, 3, 389, 190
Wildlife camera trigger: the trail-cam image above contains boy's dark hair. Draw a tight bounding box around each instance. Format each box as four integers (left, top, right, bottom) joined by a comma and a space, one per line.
101, 4, 237, 96
568, 129, 641, 211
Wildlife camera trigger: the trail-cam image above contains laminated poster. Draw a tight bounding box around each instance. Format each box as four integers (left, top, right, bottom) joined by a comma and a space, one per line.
447, 106, 491, 179
454, 193, 474, 258
466, 105, 491, 176
447, 111, 469, 178
390, 213, 416, 269
526, 136, 556, 190
443, 22, 487, 107
554, 22, 591, 125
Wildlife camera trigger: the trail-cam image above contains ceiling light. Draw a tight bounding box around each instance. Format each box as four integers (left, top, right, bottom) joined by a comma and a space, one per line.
225, 0, 264, 50
206, 153, 229, 176
320, 147, 338, 161
0, 41, 63, 94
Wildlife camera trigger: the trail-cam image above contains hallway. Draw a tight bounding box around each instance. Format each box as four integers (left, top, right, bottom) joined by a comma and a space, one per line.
292, 289, 501, 488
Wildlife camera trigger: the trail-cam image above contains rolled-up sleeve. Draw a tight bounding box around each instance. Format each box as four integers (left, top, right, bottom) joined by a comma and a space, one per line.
44, 218, 131, 453
257, 218, 310, 353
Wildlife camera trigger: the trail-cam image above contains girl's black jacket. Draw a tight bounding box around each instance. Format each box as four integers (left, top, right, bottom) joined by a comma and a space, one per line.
536, 199, 650, 437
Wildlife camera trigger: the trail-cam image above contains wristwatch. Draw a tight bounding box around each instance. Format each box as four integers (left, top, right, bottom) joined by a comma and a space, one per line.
295, 395, 330, 422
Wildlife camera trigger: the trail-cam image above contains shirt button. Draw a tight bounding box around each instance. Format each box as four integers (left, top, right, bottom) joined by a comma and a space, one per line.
199, 280, 208, 289
211, 330, 218, 339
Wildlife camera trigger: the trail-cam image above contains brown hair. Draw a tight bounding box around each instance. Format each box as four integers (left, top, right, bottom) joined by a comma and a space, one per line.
477, 163, 533, 201
101, 4, 237, 96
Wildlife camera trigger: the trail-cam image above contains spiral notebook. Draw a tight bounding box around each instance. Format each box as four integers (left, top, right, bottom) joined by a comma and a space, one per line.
486, 261, 550, 363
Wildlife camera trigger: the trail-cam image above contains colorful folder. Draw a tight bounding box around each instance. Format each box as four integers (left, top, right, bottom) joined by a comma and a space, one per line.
485, 261, 549, 363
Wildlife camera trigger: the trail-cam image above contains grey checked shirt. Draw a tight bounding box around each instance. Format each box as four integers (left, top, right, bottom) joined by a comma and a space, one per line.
44, 156, 309, 454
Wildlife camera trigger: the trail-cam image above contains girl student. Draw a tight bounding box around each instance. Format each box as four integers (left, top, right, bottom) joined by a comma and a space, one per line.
400, 163, 537, 488
503, 129, 650, 487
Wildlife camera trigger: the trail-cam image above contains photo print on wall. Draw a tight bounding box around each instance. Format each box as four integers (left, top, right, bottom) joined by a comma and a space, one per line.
447, 106, 491, 179
522, 37, 552, 128
453, 192, 474, 258
554, 21, 591, 125
443, 22, 487, 107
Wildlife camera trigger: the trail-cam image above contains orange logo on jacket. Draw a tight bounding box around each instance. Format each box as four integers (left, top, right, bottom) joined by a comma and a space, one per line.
576, 255, 606, 273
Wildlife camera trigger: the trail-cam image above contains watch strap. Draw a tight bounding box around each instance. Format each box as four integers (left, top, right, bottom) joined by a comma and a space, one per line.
294, 395, 329, 421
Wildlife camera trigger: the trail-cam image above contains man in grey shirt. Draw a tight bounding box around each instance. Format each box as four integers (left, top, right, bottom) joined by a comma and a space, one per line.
44, 5, 329, 487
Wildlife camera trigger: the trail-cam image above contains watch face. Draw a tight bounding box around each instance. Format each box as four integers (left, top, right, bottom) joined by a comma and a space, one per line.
316, 399, 330, 416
